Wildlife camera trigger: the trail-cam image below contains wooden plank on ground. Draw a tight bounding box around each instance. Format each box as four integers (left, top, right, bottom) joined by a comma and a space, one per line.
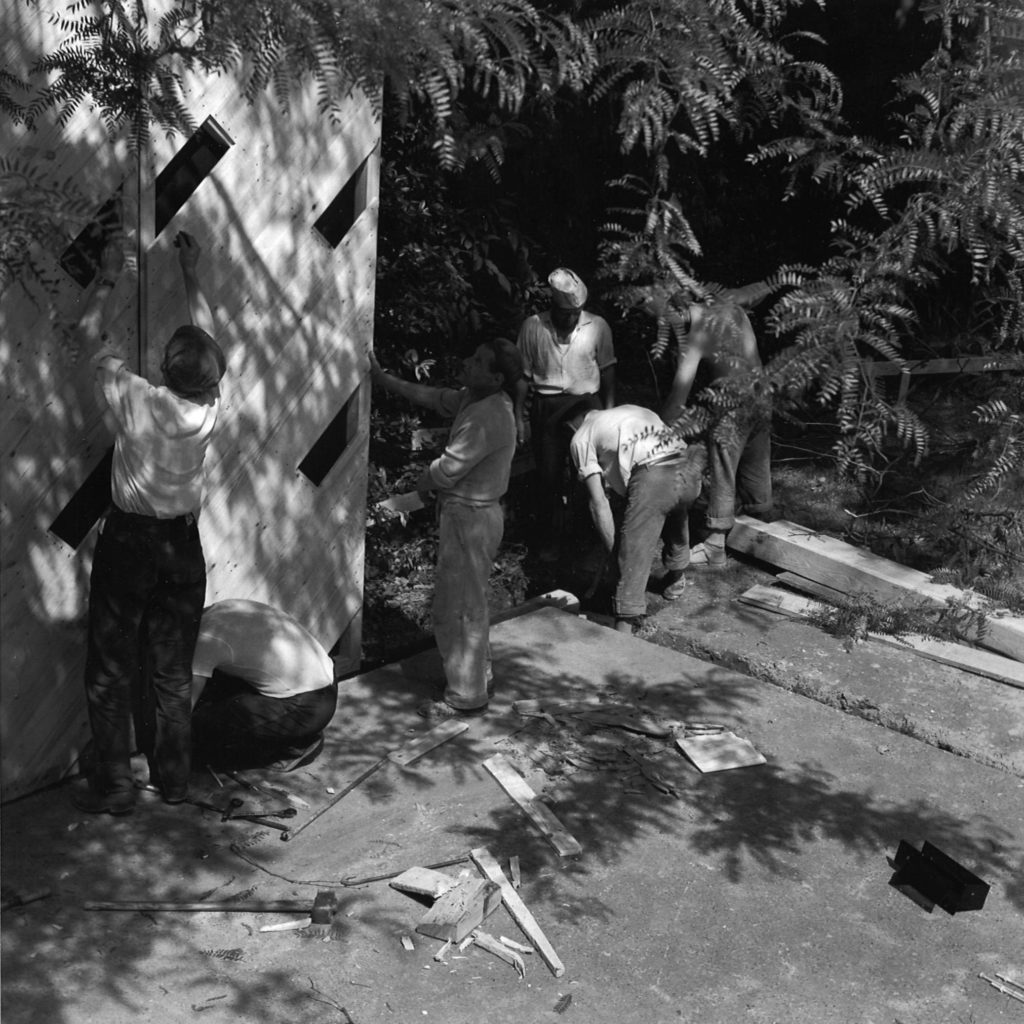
387, 719, 469, 767
727, 517, 1024, 663
776, 571, 848, 605
738, 584, 1024, 691
469, 847, 565, 978
390, 867, 459, 900
415, 877, 501, 943
482, 754, 582, 858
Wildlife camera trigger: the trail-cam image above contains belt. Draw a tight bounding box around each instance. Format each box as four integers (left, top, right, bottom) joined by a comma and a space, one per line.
108, 506, 197, 528
637, 451, 687, 470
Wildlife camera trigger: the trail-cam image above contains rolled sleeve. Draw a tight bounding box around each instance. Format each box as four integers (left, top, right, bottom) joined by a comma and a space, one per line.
93, 353, 131, 422
570, 434, 601, 481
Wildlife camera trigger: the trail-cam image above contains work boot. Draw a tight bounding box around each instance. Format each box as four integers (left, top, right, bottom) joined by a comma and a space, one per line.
416, 699, 488, 720
71, 780, 136, 816
662, 570, 693, 600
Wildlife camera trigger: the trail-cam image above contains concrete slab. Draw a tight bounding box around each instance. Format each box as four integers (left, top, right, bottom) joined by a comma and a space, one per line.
638, 560, 1024, 779
3, 607, 1023, 1024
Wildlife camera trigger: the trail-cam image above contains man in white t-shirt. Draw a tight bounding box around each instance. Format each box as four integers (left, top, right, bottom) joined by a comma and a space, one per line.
72, 231, 226, 815
570, 405, 707, 634
189, 600, 338, 771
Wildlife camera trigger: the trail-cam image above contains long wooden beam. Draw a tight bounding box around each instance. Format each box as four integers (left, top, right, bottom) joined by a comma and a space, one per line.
738, 583, 1024, 690
726, 517, 1024, 664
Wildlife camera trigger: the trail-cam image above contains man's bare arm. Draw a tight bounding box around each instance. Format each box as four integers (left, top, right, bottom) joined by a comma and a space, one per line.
583, 473, 616, 553
599, 365, 616, 410
176, 232, 215, 335
661, 332, 703, 424
513, 376, 530, 444
718, 280, 771, 308
75, 240, 124, 354
368, 351, 444, 413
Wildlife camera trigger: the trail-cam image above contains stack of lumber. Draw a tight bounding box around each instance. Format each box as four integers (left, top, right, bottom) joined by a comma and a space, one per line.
727, 517, 1024, 688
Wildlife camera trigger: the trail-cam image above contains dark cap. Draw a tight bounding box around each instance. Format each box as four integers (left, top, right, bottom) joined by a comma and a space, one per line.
161, 326, 225, 397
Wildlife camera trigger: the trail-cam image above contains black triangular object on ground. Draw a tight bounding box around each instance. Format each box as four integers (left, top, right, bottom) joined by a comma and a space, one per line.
889, 839, 990, 914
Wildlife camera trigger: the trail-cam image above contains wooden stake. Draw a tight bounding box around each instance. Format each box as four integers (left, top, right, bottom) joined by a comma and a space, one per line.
482, 754, 581, 858
470, 847, 565, 978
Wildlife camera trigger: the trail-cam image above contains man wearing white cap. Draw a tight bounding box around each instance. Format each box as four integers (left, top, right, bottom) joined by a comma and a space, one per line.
515, 268, 616, 559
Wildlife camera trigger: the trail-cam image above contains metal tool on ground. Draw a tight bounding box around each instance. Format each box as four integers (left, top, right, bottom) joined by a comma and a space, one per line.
1, 888, 52, 912
281, 720, 472, 842
305, 890, 339, 938
84, 894, 337, 913
338, 853, 470, 887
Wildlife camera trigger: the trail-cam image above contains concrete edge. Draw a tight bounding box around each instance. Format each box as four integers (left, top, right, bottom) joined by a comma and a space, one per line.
648, 627, 1024, 781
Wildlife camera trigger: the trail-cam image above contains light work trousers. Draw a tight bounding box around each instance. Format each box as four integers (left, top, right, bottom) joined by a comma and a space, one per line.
614, 447, 706, 620
433, 498, 504, 710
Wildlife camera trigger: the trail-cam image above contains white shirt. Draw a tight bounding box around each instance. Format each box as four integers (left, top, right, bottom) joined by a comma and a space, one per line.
94, 353, 219, 517
421, 389, 517, 504
192, 599, 335, 698
570, 405, 687, 497
516, 311, 615, 395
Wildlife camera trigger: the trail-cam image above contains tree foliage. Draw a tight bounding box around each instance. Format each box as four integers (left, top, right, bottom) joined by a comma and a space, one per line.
8, 0, 1024, 585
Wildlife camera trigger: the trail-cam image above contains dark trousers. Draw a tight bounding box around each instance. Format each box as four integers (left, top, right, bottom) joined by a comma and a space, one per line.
706, 403, 772, 531
83, 507, 205, 795
530, 391, 601, 525
614, 446, 707, 619
192, 672, 338, 768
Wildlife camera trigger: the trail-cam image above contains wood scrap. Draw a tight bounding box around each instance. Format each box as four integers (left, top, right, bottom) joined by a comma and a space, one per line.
739, 583, 1024, 690
259, 918, 309, 932
469, 847, 565, 978
482, 754, 582, 858
389, 867, 459, 900
509, 856, 521, 890
387, 719, 470, 767
415, 877, 501, 943
727, 516, 1024, 663
676, 731, 767, 773
433, 939, 452, 963
500, 935, 533, 954
775, 571, 848, 605
512, 698, 630, 717
400, 935, 415, 951
472, 930, 525, 978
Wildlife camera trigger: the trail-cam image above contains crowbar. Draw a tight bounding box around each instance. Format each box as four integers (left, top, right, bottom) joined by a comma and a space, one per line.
281, 719, 470, 842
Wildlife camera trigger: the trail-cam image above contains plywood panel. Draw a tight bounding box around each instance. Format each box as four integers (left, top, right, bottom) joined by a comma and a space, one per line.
1, 0, 379, 799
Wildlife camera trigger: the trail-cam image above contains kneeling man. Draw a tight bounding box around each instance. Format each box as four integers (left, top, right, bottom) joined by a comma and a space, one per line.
191, 599, 338, 771
569, 406, 707, 634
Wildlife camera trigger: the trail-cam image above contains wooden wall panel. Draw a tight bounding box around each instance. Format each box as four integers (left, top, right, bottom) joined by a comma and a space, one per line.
1, 1, 378, 798
1, 0, 147, 799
